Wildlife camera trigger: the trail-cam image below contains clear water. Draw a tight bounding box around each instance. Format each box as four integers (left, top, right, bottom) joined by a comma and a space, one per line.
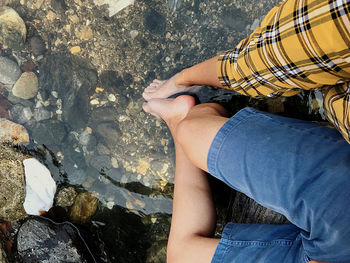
3, 0, 327, 262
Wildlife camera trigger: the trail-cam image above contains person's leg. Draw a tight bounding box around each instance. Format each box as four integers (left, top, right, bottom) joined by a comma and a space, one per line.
143, 95, 221, 263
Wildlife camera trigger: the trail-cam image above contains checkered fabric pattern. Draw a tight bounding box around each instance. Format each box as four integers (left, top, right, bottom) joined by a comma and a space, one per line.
218, 0, 350, 143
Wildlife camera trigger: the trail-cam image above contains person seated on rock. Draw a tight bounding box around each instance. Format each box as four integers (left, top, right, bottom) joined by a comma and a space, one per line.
143, 0, 350, 144
142, 94, 350, 263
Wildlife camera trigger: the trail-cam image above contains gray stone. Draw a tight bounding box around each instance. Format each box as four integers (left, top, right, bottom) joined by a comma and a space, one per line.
17, 217, 94, 262
7, 92, 34, 107
144, 9, 166, 35
33, 108, 50, 121
78, 130, 91, 146
10, 104, 32, 124
29, 35, 46, 56
89, 155, 112, 171
51, 0, 67, 13
0, 143, 27, 221
0, 56, 21, 85
90, 106, 116, 122
0, 7, 26, 50
66, 169, 87, 185
31, 120, 68, 147
12, 72, 39, 100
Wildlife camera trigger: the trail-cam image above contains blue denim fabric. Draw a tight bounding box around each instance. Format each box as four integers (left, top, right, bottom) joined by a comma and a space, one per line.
208, 108, 350, 263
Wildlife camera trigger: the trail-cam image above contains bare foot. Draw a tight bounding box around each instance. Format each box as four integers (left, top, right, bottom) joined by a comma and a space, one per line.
142, 74, 202, 101
143, 95, 196, 129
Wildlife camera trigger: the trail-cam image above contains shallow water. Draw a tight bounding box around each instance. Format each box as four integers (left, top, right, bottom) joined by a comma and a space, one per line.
3, 0, 327, 262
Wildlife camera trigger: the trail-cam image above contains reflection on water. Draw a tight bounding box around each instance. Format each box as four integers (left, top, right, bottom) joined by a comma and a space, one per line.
1, 0, 327, 261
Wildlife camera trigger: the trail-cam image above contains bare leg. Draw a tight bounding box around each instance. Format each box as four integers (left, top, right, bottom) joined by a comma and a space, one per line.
143, 96, 225, 262
143, 56, 222, 101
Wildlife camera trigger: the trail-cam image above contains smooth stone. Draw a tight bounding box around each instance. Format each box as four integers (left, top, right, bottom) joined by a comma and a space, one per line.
0, 143, 27, 221
29, 35, 46, 56
70, 192, 98, 224
22, 158, 56, 215
12, 72, 39, 100
0, 7, 26, 50
33, 108, 50, 121
0, 118, 29, 144
55, 186, 77, 207
144, 9, 166, 35
17, 217, 90, 262
0, 56, 21, 85
66, 168, 86, 185
10, 104, 32, 124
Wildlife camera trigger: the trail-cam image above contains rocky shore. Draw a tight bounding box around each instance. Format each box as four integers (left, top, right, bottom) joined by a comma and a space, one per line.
0, 0, 327, 262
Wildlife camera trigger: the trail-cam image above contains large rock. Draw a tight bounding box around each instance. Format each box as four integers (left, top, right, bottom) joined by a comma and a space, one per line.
17, 217, 92, 262
12, 72, 39, 100
39, 54, 97, 130
0, 118, 29, 144
30, 120, 67, 147
0, 7, 26, 50
0, 56, 21, 85
0, 143, 27, 221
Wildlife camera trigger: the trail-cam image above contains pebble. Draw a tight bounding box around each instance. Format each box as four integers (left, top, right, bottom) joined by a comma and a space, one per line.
0, 7, 26, 50
34, 108, 50, 121
111, 157, 119, 168
130, 30, 139, 39
29, 35, 46, 56
12, 72, 39, 100
70, 192, 99, 224
93, 0, 135, 17
90, 98, 99, 105
75, 25, 93, 40
106, 201, 114, 209
108, 94, 116, 102
70, 46, 81, 54
0, 56, 21, 86
10, 105, 32, 124
0, 118, 29, 144
55, 187, 78, 207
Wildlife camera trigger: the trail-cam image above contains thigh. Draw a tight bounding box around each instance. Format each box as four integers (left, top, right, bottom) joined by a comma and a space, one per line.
207, 107, 350, 261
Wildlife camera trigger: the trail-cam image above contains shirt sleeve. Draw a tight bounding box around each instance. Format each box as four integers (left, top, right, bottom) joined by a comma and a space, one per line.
323, 82, 350, 143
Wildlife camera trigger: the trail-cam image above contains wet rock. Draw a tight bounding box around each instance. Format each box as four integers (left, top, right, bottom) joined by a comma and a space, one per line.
7, 92, 34, 107
0, 56, 21, 86
144, 9, 166, 35
0, 7, 26, 50
39, 55, 97, 130
0, 94, 11, 119
0, 243, 8, 263
31, 120, 67, 146
12, 72, 39, 100
99, 70, 123, 92
33, 107, 50, 121
23, 61, 36, 72
89, 155, 112, 171
66, 168, 87, 186
29, 35, 46, 56
10, 104, 32, 124
23, 158, 56, 215
0, 143, 27, 221
70, 192, 98, 224
0, 118, 29, 144
51, 0, 67, 13
96, 122, 121, 147
17, 217, 90, 262
55, 186, 78, 207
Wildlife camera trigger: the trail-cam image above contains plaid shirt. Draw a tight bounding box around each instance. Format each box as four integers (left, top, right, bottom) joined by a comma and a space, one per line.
218, 0, 350, 143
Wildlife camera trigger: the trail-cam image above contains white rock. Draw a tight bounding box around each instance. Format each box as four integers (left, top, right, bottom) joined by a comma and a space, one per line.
94, 0, 135, 17
23, 158, 57, 215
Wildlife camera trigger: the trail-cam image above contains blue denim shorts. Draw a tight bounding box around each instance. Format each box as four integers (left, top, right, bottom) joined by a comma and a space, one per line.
207, 108, 350, 263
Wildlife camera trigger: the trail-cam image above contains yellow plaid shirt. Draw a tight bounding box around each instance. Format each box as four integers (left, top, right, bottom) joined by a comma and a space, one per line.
218, 0, 350, 142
